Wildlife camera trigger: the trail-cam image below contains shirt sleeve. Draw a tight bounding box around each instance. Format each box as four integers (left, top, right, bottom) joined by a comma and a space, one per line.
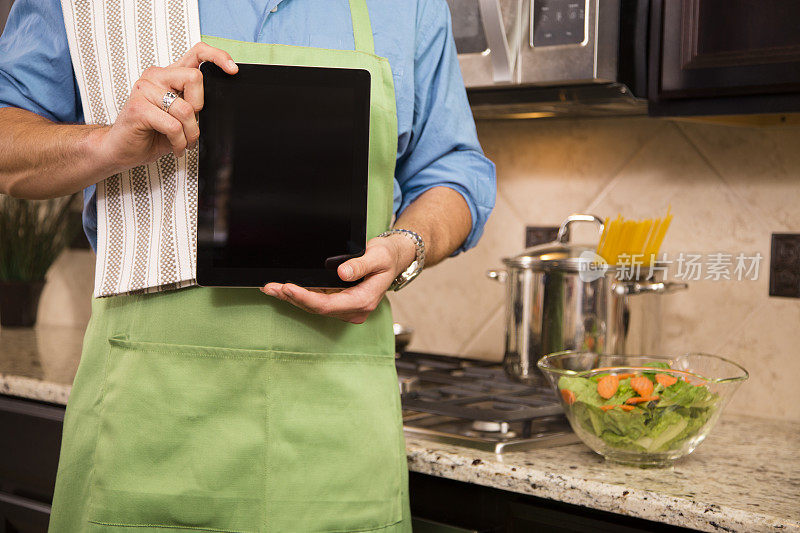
0, 0, 83, 123
394, 0, 496, 255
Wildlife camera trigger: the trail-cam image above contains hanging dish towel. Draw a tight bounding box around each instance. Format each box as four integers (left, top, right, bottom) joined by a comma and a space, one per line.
61, 0, 201, 297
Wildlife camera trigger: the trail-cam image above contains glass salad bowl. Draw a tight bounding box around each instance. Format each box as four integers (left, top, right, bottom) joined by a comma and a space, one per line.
537, 351, 749, 467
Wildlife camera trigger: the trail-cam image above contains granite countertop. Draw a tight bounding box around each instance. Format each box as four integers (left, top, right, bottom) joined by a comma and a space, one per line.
2, 326, 798, 532
0, 325, 83, 404
407, 414, 800, 532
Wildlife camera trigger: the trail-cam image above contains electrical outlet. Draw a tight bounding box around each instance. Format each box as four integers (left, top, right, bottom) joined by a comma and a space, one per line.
525, 226, 564, 248
769, 233, 800, 298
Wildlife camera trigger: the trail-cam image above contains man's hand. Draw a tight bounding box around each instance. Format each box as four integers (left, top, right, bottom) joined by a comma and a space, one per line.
261, 233, 417, 324
96, 42, 238, 172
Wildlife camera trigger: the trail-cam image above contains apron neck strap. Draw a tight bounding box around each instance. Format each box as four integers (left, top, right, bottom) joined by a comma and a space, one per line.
349, 0, 375, 55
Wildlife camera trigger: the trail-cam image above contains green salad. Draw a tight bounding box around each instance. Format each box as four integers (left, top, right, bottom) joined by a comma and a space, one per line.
558, 363, 719, 454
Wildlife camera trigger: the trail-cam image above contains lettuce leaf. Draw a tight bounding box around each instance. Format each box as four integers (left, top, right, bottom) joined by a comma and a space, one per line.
635, 410, 687, 452
606, 380, 638, 406
658, 379, 716, 408
642, 361, 671, 382
558, 376, 603, 406
571, 401, 605, 436
603, 407, 647, 439
600, 431, 647, 452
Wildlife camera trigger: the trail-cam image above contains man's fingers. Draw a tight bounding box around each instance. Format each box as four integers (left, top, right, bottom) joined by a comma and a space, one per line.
261, 271, 394, 322
266, 284, 347, 317
138, 100, 187, 155
176, 42, 238, 75
134, 79, 199, 149
166, 97, 199, 149
284, 284, 348, 315
338, 245, 393, 282
262, 282, 364, 316
272, 285, 318, 315
141, 66, 204, 112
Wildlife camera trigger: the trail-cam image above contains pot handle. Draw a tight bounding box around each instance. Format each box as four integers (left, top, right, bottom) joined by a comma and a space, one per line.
486, 269, 508, 283
619, 281, 689, 295
556, 214, 605, 243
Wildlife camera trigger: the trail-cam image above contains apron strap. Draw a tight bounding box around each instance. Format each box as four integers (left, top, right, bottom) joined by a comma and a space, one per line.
348, 0, 375, 55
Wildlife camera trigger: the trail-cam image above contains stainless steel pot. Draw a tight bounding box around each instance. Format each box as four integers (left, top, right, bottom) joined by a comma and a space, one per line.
487, 214, 687, 385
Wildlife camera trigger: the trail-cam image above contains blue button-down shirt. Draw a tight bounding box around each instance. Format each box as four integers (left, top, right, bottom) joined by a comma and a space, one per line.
0, 0, 495, 254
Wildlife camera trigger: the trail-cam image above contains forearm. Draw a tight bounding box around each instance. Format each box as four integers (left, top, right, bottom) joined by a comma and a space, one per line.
0, 107, 116, 199
392, 185, 472, 269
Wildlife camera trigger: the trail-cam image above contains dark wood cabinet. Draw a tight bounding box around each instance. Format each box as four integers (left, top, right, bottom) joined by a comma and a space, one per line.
0, 493, 51, 533
409, 472, 698, 532
0, 396, 63, 533
649, 0, 800, 116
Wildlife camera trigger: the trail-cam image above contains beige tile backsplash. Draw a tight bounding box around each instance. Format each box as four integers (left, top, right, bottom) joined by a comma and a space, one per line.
37, 117, 800, 421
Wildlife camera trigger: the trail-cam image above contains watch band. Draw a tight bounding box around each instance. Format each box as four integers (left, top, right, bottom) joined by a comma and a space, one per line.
377, 229, 425, 291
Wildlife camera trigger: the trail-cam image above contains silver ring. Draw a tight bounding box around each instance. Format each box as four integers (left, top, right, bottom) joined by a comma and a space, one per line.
162, 91, 178, 112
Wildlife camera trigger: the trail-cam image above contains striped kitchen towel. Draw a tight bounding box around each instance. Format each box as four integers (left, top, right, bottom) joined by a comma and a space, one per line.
60, 0, 201, 297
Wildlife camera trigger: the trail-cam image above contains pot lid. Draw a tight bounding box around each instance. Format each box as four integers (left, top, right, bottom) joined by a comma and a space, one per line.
502, 240, 601, 270
502, 214, 608, 271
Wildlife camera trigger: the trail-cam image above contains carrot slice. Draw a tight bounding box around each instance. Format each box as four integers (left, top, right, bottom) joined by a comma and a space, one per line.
597, 375, 620, 399
620, 405, 635, 411
616, 373, 636, 380
561, 389, 576, 405
600, 404, 618, 411
625, 395, 660, 404
655, 373, 678, 387
630, 375, 654, 397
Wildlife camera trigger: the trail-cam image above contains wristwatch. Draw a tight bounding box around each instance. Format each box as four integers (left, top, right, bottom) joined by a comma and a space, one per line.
377, 228, 425, 291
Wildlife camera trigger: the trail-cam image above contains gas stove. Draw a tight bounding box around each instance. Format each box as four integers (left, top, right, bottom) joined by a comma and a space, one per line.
396, 351, 579, 453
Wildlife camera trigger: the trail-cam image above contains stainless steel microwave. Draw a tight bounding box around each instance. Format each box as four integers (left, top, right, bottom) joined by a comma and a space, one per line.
445, 0, 650, 117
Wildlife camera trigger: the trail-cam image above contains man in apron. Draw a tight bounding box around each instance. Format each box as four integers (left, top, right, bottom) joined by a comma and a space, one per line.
0, 0, 496, 531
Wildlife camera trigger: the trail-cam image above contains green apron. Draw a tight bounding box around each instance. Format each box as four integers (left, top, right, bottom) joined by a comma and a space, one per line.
48, 2, 411, 530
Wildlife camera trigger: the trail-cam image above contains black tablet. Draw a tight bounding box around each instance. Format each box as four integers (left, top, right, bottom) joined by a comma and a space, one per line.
196, 62, 371, 288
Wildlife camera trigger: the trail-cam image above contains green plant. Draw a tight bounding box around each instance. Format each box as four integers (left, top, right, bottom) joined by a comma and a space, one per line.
0, 194, 80, 282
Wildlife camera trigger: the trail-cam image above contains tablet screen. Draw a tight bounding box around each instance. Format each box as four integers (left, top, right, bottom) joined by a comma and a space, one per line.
197, 62, 370, 288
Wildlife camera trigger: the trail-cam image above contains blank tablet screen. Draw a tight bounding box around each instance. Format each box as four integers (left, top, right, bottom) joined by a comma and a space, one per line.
197, 62, 370, 288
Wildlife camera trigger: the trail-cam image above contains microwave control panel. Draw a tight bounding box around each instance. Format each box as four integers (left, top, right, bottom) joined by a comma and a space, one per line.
531, 0, 587, 47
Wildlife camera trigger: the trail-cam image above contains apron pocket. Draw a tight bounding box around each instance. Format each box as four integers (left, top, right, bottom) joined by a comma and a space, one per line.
88, 336, 269, 533
265, 350, 403, 532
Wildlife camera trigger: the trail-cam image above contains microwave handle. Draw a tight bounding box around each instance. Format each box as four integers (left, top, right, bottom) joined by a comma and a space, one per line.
478, 0, 514, 83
